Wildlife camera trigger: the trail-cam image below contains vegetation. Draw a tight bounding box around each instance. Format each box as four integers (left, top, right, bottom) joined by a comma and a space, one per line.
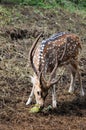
0, 0, 85, 29
0, 0, 86, 10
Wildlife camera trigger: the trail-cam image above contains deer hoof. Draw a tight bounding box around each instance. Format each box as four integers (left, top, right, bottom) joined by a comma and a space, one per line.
52, 100, 57, 108
26, 98, 32, 105
68, 87, 74, 94
80, 89, 85, 96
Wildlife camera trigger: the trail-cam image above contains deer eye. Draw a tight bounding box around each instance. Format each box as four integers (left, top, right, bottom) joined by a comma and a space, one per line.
37, 91, 41, 96
37, 91, 39, 95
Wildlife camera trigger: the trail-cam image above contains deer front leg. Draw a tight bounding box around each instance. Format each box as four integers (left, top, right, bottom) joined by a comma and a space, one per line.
26, 86, 34, 105
52, 85, 57, 108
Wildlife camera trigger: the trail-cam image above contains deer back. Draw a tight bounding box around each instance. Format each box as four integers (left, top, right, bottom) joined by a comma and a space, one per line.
33, 32, 81, 74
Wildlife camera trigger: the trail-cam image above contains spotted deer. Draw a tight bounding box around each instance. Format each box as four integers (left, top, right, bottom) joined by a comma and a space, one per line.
26, 32, 84, 108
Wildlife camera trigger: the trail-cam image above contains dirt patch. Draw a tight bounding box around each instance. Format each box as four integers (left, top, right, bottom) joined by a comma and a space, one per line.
0, 5, 86, 130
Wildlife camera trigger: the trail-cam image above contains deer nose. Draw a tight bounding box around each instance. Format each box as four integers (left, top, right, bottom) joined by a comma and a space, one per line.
40, 104, 44, 109
38, 102, 44, 109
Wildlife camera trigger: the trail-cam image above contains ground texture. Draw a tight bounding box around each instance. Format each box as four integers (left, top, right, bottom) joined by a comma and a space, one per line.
0, 5, 86, 130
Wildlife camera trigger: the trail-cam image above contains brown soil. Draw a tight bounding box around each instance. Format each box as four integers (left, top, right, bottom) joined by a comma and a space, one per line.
0, 5, 86, 130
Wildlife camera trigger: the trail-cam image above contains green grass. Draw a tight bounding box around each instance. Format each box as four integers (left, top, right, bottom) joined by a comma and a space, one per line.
24, 0, 85, 15
0, 5, 23, 27
0, 0, 86, 18
1, 0, 86, 10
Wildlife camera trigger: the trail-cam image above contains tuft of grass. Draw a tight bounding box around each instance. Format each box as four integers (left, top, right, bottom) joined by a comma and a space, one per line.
0, 5, 24, 27
0, 6, 12, 26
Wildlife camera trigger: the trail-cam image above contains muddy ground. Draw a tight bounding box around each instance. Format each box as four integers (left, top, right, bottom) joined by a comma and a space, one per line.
0, 5, 86, 130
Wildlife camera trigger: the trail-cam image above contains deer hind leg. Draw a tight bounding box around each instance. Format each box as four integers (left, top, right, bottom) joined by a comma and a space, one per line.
52, 85, 57, 108
68, 60, 84, 96
26, 86, 34, 105
77, 70, 85, 96
68, 67, 76, 94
